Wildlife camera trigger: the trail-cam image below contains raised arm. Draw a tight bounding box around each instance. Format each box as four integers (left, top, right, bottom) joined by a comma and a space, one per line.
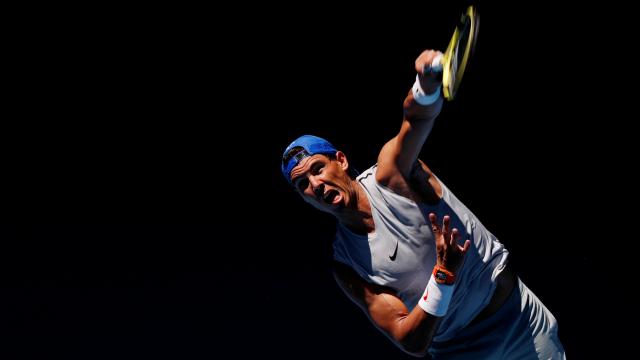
333, 214, 471, 357
375, 50, 444, 191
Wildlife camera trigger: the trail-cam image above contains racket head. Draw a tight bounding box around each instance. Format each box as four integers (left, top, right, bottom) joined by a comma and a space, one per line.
442, 6, 479, 100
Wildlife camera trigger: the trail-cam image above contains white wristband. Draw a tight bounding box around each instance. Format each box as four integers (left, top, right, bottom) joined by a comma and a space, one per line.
412, 74, 441, 106
418, 275, 454, 317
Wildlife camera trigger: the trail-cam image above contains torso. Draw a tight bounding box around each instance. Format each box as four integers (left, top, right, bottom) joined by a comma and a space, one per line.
336, 164, 516, 340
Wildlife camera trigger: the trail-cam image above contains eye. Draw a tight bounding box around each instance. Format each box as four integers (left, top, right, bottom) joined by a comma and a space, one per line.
297, 178, 309, 192
311, 163, 324, 175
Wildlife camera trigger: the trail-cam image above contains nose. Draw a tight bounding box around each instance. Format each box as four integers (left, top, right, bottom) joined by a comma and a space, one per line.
309, 176, 323, 198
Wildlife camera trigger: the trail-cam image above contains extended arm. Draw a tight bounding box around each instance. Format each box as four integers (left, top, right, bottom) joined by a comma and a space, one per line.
376, 50, 444, 192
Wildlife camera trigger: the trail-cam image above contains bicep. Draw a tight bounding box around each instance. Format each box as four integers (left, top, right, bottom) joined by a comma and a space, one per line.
333, 265, 409, 339
376, 92, 441, 186
333, 264, 438, 356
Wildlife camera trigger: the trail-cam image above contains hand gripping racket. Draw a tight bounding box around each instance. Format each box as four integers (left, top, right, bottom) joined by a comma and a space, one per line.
431, 6, 479, 101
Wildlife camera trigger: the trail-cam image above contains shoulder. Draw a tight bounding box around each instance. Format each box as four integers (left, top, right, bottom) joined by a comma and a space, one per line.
374, 138, 402, 186
355, 164, 377, 183
356, 162, 411, 197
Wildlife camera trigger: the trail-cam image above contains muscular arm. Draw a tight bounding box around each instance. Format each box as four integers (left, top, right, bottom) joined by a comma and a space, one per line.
333, 262, 441, 357
376, 50, 444, 193
332, 215, 470, 357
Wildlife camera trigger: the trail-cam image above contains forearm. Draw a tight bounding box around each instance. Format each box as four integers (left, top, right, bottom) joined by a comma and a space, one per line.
391, 213, 471, 355
388, 91, 443, 175
385, 268, 458, 356
376, 49, 445, 181
391, 303, 442, 356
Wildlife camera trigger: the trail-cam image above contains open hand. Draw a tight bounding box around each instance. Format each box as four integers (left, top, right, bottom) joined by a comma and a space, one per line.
428, 213, 471, 274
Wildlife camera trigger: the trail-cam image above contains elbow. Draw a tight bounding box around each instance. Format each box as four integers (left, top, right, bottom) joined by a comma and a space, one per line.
398, 340, 429, 358
391, 332, 430, 358
383, 310, 438, 357
401, 348, 428, 358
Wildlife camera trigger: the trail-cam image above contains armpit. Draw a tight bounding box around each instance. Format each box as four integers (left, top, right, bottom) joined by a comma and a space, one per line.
408, 160, 442, 203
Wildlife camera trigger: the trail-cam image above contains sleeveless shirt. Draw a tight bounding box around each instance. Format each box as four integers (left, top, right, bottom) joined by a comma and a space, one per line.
333, 165, 509, 342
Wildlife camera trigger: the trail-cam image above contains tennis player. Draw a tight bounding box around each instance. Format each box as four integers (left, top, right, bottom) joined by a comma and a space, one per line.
280, 49, 566, 359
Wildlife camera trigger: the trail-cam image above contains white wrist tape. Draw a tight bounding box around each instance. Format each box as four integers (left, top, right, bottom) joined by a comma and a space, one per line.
412, 74, 441, 106
418, 275, 454, 317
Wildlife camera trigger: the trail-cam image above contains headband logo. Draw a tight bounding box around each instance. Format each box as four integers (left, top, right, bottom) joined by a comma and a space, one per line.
283, 146, 310, 166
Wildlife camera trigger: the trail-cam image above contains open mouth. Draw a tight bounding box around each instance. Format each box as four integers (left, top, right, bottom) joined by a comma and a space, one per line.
322, 189, 340, 205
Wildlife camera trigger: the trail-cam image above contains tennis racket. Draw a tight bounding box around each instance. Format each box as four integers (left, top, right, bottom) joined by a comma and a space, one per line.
432, 6, 479, 101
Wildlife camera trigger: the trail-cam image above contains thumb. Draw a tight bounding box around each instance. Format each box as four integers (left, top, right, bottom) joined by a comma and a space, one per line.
459, 239, 471, 254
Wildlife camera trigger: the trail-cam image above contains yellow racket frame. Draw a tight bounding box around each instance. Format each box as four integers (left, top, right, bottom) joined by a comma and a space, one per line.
442, 6, 477, 100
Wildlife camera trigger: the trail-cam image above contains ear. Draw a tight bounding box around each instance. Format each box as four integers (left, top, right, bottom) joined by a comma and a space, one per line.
335, 151, 349, 171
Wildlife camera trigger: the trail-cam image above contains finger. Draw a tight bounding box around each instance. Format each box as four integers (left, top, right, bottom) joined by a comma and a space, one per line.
450, 228, 460, 247
458, 240, 471, 254
415, 50, 438, 75
442, 215, 451, 236
429, 213, 440, 233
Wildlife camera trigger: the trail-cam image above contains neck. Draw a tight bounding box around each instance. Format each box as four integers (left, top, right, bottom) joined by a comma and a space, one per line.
336, 179, 374, 235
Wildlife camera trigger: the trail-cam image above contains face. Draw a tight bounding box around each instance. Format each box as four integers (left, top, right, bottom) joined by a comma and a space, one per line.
289, 151, 354, 214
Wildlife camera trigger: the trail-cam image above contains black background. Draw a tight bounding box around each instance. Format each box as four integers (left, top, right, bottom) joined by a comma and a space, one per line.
2, 1, 634, 358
